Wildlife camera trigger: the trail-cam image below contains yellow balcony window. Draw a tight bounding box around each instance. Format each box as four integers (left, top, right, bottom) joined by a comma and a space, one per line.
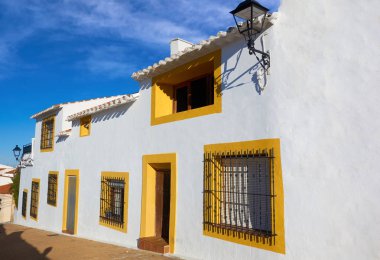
151, 50, 222, 125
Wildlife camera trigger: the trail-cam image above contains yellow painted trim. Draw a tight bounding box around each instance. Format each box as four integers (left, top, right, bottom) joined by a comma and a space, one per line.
62, 169, 80, 235
22, 189, 28, 219
151, 50, 222, 126
47, 171, 59, 207
140, 153, 177, 253
40, 115, 55, 152
99, 171, 129, 233
80, 115, 91, 137
30, 178, 40, 221
203, 139, 285, 254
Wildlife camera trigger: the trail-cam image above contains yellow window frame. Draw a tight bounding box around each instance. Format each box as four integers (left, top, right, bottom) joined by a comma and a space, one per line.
30, 178, 40, 221
99, 171, 129, 233
80, 115, 91, 137
151, 50, 222, 126
203, 139, 285, 254
62, 169, 80, 235
47, 171, 59, 207
140, 153, 177, 253
40, 116, 55, 152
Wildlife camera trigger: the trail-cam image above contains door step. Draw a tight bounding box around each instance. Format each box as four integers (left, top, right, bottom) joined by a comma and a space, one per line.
138, 237, 169, 254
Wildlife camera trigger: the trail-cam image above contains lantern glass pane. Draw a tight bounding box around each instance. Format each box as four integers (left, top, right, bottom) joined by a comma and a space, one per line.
234, 6, 266, 20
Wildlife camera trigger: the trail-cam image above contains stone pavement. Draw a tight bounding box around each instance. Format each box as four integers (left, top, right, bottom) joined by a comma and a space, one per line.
0, 224, 179, 260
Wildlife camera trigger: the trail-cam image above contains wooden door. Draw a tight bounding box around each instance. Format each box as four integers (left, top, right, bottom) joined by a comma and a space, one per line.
155, 171, 171, 241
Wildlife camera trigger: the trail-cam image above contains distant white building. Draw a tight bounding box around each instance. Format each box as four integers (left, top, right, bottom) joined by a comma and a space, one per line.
0, 164, 15, 223
0, 164, 15, 194
14, 1, 380, 259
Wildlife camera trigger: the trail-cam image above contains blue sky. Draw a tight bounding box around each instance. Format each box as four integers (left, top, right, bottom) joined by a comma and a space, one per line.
0, 0, 280, 167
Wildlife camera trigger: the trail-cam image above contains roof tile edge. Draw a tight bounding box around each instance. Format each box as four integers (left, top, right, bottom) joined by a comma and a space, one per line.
66, 93, 140, 121
131, 15, 278, 82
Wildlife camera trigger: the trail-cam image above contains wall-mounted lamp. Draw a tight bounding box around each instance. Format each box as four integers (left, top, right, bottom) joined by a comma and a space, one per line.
231, 0, 270, 72
12, 145, 21, 161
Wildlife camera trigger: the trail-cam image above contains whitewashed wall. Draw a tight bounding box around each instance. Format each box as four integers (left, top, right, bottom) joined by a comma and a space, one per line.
16, 0, 380, 259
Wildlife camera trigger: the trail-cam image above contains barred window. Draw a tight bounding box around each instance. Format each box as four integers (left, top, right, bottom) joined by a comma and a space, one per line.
30, 180, 40, 220
47, 173, 58, 206
22, 190, 27, 218
40, 117, 54, 150
99, 173, 128, 232
203, 149, 276, 239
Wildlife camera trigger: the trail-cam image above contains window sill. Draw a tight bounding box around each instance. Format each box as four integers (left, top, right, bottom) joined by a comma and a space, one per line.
40, 148, 54, 153
99, 220, 127, 233
151, 103, 221, 126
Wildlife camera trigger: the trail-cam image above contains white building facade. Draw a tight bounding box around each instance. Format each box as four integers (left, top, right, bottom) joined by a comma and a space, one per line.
15, 0, 380, 259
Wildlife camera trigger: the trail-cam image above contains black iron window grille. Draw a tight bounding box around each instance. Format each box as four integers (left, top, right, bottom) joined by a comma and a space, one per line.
40, 117, 54, 150
30, 181, 39, 219
203, 148, 276, 242
47, 174, 58, 206
22, 190, 27, 217
100, 176, 125, 229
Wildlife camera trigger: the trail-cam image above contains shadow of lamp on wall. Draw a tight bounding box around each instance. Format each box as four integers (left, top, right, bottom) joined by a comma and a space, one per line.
231, 0, 273, 94
231, 0, 271, 72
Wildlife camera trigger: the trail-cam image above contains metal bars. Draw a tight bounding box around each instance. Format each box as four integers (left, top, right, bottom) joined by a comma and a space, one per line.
22, 191, 27, 217
40, 118, 54, 149
47, 174, 58, 206
99, 176, 125, 229
203, 148, 276, 239
30, 181, 39, 219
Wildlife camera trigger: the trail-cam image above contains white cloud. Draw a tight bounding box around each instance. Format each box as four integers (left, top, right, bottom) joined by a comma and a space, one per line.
2, 0, 277, 78
82, 46, 136, 78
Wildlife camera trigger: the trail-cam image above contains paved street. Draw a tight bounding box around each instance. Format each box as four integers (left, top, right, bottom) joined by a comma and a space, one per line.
0, 224, 178, 260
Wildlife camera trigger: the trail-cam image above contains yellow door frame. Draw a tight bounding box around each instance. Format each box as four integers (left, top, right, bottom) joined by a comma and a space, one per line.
62, 169, 80, 235
140, 153, 177, 253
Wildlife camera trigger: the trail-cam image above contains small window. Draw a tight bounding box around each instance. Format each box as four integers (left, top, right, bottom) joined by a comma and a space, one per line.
174, 75, 214, 113
47, 172, 58, 206
99, 172, 129, 232
22, 189, 28, 218
40, 117, 55, 151
30, 179, 40, 220
80, 116, 91, 137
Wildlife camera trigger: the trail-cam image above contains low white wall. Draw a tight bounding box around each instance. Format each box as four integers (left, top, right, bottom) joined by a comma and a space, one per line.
0, 194, 13, 223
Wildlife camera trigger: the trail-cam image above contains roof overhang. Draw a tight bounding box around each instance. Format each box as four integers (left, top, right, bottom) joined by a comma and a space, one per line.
67, 93, 140, 121
131, 16, 277, 82
31, 105, 62, 119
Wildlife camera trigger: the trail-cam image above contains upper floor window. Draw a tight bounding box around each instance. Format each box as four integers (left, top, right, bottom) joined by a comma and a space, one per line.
151, 50, 222, 126
174, 75, 214, 113
80, 116, 91, 137
40, 116, 55, 152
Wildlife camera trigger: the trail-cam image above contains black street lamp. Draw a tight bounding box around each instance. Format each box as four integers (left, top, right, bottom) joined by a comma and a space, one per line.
231, 0, 271, 71
12, 145, 21, 161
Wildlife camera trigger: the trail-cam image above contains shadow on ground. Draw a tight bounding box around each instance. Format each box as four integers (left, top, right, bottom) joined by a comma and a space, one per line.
0, 224, 52, 259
